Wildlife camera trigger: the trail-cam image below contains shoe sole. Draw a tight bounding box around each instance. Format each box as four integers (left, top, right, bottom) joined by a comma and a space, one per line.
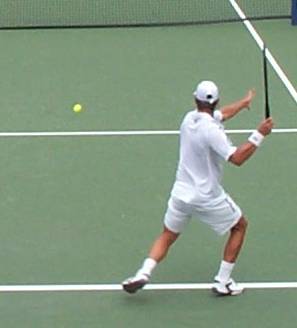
212, 286, 244, 297
122, 280, 147, 294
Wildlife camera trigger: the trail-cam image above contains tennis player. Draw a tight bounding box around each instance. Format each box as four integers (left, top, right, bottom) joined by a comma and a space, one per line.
122, 81, 273, 296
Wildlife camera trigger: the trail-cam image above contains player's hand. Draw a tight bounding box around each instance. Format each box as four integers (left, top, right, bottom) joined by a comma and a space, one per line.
257, 117, 274, 136
242, 89, 256, 109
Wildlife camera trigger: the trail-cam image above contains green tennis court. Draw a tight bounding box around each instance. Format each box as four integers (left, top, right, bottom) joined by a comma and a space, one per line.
0, 1, 296, 327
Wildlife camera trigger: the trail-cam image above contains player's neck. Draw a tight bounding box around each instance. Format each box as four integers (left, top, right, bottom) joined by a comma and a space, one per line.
197, 108, 213, 116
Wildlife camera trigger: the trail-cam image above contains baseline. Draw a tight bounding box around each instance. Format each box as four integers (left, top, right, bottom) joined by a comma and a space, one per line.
0, 282, 297, 292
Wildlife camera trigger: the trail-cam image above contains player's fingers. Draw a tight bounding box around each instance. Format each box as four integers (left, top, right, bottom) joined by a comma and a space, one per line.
249, 88, 256, 97
247, 89, 256, 100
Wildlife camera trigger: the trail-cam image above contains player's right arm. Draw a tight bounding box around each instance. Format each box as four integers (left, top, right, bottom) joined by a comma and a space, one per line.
220, 89, 255, 121
228, 117, 274, 166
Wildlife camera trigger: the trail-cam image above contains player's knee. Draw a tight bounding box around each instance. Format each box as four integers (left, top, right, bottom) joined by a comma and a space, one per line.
163, 226, 180, 244
240, 216, 248, 227
233, 216, 248, 232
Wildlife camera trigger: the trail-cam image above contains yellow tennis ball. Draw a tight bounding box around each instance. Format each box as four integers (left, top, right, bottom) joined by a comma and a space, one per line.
73, 104, 82, 113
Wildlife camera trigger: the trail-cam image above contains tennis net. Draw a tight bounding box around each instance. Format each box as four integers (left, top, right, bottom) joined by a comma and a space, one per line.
0, 0, 291, 29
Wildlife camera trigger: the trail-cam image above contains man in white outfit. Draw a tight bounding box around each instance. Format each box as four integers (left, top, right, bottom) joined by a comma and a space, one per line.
122, 81, 273, 296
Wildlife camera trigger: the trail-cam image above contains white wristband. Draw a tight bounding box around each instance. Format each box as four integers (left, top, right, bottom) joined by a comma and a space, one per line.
248, 131, 264, 147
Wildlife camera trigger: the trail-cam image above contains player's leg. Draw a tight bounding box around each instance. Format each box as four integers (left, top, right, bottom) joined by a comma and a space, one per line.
223, 216, 248, 263
122, 197, 191, 294
213, 216, 248, 296
148, 226, 180, 262
195, 194, 247, 296
122, 226, 179, 294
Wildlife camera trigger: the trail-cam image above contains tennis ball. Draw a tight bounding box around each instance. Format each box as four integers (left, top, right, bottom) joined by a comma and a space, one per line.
73, 104, 82, 113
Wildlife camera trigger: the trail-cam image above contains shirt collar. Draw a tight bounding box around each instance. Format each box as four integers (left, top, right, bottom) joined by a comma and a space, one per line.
192, 110, 214, 121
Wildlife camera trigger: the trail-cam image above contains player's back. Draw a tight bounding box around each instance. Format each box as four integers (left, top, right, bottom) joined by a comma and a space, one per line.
171, 110, 225, 205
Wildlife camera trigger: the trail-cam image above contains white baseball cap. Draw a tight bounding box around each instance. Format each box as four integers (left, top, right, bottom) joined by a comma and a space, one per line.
193, 80, 219, 104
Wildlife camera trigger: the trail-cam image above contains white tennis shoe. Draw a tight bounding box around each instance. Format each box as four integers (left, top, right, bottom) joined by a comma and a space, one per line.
122, 273, 150, 294
212, 278, 244, 296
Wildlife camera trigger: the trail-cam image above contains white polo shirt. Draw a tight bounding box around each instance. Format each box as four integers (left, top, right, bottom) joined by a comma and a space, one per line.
171, 110, 237, 206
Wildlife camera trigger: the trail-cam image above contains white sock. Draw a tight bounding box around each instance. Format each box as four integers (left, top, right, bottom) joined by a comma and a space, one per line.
215, 260, 235, 283
137, 258, 157, 277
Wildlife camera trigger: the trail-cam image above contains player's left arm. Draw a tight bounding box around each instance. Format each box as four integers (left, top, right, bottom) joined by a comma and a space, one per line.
220, 89, 255, 121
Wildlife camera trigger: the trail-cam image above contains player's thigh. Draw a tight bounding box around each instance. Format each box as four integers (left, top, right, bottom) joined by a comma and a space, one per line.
194, 195, 242, 236
164, 197, 192, 234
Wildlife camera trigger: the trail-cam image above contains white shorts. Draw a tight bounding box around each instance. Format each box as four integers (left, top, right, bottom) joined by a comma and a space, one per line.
164, 195, 242, 236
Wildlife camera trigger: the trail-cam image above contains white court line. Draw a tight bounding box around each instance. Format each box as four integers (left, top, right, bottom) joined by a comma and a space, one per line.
229, 0, 297, 104
1, 282, 297, 292
0, 128, 296, 137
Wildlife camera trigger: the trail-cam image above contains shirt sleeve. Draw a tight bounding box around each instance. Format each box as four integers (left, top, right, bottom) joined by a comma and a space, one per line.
207, 125, 237, 161
213, 110, 223, 122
